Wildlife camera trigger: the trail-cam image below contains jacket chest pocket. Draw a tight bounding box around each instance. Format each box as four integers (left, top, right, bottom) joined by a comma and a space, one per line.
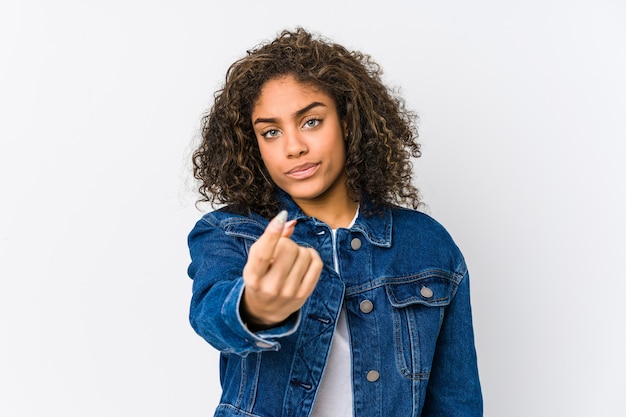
385, 274, 453, 380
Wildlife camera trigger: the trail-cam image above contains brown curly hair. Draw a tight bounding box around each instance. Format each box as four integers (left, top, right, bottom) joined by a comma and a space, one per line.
193, 28, 421, 218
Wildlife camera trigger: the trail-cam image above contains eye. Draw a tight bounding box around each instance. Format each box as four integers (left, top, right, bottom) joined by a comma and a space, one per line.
261, 128, 280, 139
303, 118, 321, 129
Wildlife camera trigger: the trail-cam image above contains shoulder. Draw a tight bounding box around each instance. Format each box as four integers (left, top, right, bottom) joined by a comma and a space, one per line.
391, 206, 453, 237
390, 206, 466, 270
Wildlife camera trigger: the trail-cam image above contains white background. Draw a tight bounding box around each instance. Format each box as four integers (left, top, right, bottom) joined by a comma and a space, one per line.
1, 1, 625, 416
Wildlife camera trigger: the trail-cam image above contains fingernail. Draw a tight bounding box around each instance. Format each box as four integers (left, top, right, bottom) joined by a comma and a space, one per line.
272, 210, 288, 226
285, 219, 297, 228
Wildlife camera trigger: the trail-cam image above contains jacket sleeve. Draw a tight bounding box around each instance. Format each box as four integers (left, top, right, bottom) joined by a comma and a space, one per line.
421, 269, 483, 416
187, 214, 300, 357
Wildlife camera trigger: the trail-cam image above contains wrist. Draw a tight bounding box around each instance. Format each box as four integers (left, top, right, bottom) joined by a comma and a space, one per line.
240, 296, 284, 332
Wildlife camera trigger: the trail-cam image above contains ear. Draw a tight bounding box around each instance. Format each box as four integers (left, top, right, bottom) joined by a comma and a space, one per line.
343, 120, 349, 140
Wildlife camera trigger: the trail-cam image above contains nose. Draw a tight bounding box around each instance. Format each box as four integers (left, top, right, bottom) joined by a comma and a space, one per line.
284, 129, 308, 158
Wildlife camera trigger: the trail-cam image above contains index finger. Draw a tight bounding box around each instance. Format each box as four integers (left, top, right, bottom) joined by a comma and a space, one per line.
245, 210, 288, 276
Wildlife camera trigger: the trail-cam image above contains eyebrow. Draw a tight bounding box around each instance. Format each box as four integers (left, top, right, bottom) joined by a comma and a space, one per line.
253, 101, 327, 125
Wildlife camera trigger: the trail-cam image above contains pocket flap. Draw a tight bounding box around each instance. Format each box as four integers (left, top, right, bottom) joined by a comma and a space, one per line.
223, 219, 265, 241
385, 275, 453, 308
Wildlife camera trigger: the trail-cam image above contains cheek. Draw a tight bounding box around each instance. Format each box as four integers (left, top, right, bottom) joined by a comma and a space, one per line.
332, 139, 347, 163
258, 149, 280, 175
256, 141, 272, 166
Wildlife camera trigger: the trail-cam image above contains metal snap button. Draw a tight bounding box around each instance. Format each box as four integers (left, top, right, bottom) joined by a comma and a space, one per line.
350, 238, 362, 250
359, 300, 374, 313
420, 286, 434, 298
366, 370, 380, 382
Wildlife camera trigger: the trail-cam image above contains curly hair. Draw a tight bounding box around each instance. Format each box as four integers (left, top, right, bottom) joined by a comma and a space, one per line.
192, 28, 421, 218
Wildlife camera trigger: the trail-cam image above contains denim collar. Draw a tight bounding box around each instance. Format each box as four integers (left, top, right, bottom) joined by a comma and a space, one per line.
277, 192, 392, 248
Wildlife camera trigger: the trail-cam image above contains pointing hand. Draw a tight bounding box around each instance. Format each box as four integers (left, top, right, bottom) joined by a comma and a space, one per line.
241, 211, 323, 330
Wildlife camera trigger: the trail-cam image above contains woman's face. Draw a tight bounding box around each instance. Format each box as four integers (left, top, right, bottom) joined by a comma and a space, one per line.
251, 75, 349, 209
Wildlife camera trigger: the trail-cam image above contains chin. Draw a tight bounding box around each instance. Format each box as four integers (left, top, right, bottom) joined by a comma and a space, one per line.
285, 188, 326, 202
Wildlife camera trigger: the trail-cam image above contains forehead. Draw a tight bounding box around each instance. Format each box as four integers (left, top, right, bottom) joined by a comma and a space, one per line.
252, 75, 334, 116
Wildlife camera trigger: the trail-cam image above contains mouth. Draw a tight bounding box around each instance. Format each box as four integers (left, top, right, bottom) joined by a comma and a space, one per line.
286, 162, 320, 179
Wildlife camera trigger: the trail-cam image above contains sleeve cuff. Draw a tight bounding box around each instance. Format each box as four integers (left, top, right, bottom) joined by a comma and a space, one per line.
222, 278, 301, 351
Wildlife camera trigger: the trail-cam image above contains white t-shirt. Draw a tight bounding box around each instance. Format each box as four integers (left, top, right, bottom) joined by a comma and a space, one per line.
311, 210, 358, 417
310, 308, 352, 417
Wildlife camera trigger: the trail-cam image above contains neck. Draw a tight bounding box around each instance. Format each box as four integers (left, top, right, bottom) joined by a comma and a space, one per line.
294, 196, 359, 229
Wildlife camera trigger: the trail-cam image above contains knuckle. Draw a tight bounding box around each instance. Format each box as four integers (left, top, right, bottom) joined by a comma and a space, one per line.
310, 251, 323, 267
297, 246, 311, 260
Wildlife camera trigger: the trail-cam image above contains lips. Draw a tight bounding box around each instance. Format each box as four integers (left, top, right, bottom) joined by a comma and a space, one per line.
286, 162, 320, 179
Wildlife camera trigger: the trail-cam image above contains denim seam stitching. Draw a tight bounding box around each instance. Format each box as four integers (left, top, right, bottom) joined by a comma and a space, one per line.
345, 269, 462, 296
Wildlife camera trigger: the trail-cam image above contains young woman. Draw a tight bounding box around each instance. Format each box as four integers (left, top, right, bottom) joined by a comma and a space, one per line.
187, 28, 482, 417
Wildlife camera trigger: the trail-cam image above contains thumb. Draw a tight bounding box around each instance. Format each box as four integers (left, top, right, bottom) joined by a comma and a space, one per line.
245, 210, 288, 276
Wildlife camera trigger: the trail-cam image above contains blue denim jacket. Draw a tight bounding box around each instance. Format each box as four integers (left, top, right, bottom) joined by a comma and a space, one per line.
187, 197, 482, 417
